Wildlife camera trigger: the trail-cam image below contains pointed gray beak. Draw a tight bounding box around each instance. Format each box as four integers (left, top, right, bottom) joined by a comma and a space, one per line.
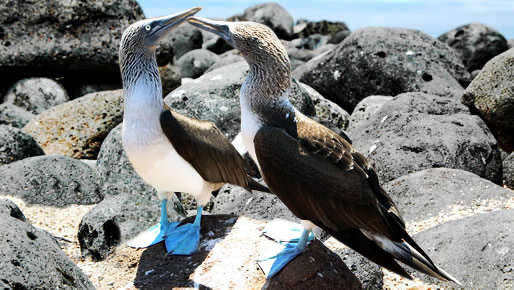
146, 7, 201, 45
187, 16, 233, 45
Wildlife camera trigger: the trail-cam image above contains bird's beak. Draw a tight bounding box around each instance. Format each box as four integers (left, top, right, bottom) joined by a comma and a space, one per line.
147, 7, 201, 45
187, 16, 233, 46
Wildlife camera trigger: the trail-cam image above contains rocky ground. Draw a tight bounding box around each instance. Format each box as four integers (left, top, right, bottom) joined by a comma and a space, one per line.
1, 1, 513, 289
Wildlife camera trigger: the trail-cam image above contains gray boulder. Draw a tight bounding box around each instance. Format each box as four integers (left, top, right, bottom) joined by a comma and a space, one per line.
413, 210, 513, 288
293, 20, 350, 41
158, 23, 203, 61
349, 92, 501, 184
176, 49, 219, 79
0, 155, 102, 206
509, 38, 514, 49
0, 199, 94, 289
205, 50, 245, 72
165, 61, 348, 140
328, 245, 383, 289
203, 35, 233, 55
158, 64, 181, 96
503, 153, 514, 188
0, 0, 144, 80
0, 103, 34, 128
349, 95, 392, 131
231, 2, 294, 40
438, 23, 509, 72
23, 89, 123, 159
0, 125, 43, 165
384, 168, 513, 223
212, 184, 298, 222
4, 78, 69, 114
291, 34, 330, 50
462, 48, 514, 152
294, 27, 470, 112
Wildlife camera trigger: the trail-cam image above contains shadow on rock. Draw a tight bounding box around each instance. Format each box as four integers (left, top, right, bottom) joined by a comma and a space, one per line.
133, 214, 237, 289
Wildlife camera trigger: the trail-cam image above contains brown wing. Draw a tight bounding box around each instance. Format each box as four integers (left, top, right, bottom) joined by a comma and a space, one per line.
253, 115, 404, 240
159, 109, 249, 187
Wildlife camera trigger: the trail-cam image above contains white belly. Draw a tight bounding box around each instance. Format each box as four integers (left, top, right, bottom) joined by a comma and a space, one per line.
122, 121, 205, 195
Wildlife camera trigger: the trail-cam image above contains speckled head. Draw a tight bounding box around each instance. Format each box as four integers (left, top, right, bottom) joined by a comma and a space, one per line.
187, 16, 291, 95
119, 7, 201, 86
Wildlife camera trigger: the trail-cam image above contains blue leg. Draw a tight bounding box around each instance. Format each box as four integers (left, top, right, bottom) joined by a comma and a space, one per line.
165, 206, 202, 255
127, 199, 179, 248
265, 229, 312, 278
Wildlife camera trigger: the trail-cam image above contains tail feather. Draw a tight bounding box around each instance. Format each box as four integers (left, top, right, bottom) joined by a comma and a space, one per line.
366, 231, 462, 286
330, 229, 413, 280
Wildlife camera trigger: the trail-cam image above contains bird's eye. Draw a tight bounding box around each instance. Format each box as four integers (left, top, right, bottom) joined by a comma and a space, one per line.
145, 25, 151, 31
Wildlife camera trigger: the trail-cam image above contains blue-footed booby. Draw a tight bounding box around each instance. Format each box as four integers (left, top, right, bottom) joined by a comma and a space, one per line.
119, 8, 268, 255
188, 16, 462, 285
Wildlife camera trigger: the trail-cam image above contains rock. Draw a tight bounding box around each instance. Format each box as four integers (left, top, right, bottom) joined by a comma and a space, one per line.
349, 92, 502, 184
203, 35, 233, 55
158, 23, 203, 61
299, 82, 350, 137
413, 210, 513, 288
286, 46, 318, 62
349, 95, 393, 131
158, 64, 181, 96
0, 0, 144, 83
293, 20, 350, 41
292, 34, 330, 50
438, 23, 509, 72
4, 78, 69, 114
0, 199, 94, 289
470, 69, 481, 80
232, 2, 294, 40
78, 191, 184, 261
0, 103, 34, 128
328, 30, 351, 44
0, 125, 43, 165
294, 27, 470, 112
509, 38, 514, 49
503, 153, 514, 188
176, 49, 219, 79
132, 215, 361, 289
205, 50, 245, 72
72, 82, 121, 100
212, 184, 298, 222
325, 239, 383, 289
384, 168, 513, 223
462, 48, 514, 152
23, 89, 123, 159
0, 155, 102, 206
165, 61, 322, 140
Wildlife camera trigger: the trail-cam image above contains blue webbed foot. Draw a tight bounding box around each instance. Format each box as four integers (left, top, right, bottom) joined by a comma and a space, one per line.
259, 227, 313, 278
165, 222, 201, 255
165, 206, 203, 255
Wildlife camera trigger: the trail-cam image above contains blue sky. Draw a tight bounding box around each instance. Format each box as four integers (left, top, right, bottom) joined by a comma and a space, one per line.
139, 0, 514, 39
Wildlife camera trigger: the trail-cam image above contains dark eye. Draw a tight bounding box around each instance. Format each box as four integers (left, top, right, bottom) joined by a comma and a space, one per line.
145, 25, 151, 31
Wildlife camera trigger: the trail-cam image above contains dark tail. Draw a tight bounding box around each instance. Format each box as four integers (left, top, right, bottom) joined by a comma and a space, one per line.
331, 227, 462, 286
246, 178, 270, 193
